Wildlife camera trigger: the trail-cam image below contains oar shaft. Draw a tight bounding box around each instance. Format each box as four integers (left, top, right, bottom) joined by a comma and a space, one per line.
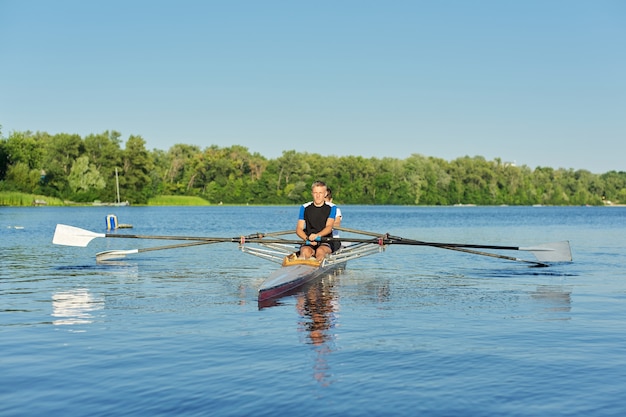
440, 245, 548, 267
104, 233, 233, 242
329, 227, 525, 250
335, 226, 385, 238
324, 234, 552, 266
138, 241, 216, 253
102, 232, 279, 243
327, 235, 524, 251
384, 235, 524, 251
97, 241, 219, 261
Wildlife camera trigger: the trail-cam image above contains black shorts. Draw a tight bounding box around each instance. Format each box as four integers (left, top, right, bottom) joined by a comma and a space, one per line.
326, 240, 341, 253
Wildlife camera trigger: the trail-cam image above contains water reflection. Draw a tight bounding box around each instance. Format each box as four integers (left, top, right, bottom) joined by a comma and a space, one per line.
530, 285, 572, 320
52, 288, 104, 326
295, 275, 339, 387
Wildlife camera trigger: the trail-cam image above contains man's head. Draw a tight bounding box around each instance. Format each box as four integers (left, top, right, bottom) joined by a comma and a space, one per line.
311, 181, 328, 205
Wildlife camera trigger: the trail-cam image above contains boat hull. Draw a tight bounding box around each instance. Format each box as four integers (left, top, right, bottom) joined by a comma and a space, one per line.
258, 261, 346, 302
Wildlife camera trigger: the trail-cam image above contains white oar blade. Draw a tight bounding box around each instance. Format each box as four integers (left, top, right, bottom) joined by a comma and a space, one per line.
96, 249, 139, 261
520, 241, 572, 262
53, 224, 105, 247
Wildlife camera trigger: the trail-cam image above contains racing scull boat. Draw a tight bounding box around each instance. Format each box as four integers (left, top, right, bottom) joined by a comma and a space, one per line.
239, 236, 386, 302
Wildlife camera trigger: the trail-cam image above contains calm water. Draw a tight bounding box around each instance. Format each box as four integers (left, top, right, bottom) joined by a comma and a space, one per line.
1, 205, 625, 417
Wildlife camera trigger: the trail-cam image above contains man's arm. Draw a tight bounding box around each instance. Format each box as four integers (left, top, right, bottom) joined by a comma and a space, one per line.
296, 219, 307, 240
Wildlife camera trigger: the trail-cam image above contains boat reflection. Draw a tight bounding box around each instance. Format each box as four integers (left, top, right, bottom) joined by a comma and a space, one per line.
296, 275, 339, 386
258, 272, 340, 386
295, 275, 339, 346
52, 288, 104, 326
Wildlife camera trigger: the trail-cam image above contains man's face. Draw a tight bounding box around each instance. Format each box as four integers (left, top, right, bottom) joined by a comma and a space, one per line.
312, 186, 327, 204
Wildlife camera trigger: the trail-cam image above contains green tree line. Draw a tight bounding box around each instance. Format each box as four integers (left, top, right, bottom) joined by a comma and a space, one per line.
1, 128, 625, 205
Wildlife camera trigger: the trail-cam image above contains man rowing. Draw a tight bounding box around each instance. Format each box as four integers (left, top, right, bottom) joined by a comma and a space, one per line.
295, 181, 341, 262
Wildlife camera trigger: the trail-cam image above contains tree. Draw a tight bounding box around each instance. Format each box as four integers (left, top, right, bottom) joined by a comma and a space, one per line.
40, 132, 84, 197
5, 162, 41, 192
274, 150, 311, 197
0, 138, 8, 181
161, 144, 201, 194
0, 127, 621, 206
4, 131, 43, 170
122, 135, 154, 203
83, 131, 123, 202
67, 155, 106, 201
600, 171, 626, 204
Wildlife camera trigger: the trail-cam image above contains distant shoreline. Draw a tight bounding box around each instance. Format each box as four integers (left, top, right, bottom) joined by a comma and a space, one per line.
1, 191, 624, 208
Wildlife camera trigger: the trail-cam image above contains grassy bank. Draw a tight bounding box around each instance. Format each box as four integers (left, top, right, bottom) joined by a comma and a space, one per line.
0, 192, 67, 206
0, 192, 212, 207
147, 196, 210, 206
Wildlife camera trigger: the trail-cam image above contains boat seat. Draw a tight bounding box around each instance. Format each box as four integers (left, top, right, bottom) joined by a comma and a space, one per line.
282, 253, 321, 267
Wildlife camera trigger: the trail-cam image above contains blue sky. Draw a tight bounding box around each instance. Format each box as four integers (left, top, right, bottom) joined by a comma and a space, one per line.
1, 0, 624, 173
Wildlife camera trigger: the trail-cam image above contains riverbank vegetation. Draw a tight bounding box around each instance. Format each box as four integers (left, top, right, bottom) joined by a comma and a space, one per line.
0, 191, 66, 207
147, 195, 211, 206
1, 129, 625, 206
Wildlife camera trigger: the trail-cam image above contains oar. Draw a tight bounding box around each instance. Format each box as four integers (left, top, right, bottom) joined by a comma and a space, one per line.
384, 235, 571, 264
334, 226, 572, 264
96, 240, 218, 261
331, 236, 554, 266
53, 224, 294, 247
